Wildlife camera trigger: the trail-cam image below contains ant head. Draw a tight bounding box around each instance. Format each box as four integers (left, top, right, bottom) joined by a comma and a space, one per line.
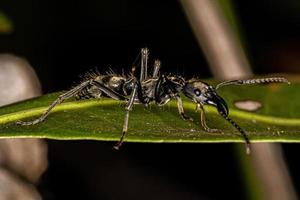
183, 80, 229, 116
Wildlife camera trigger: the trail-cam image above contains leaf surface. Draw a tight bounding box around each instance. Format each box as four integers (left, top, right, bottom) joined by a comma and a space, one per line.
0, 79, 298, 143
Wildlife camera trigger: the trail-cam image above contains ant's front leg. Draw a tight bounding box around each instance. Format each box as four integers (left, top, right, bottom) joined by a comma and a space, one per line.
175, 95, 193, 121
197, 103, 222, 133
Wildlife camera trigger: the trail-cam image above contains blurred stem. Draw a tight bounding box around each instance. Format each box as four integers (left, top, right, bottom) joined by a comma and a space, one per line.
180, 0, 251, 80
239, 144, 297, 200
236, 145, 264, 200
180, 0, 297, 199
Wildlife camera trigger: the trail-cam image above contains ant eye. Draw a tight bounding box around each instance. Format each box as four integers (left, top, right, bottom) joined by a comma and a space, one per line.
194, 89, 201, 96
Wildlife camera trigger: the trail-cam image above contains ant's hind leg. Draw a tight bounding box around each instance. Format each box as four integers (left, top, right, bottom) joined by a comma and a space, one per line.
197, 104, 222, 133
16, 80, 92, 126
17, 80, 127, 126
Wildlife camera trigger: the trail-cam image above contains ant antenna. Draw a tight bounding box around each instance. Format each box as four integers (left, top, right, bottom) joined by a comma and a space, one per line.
216, 77, 290, 90
219, 111, 251, 154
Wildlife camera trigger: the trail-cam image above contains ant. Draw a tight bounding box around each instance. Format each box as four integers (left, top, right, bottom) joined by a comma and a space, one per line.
17, 48, 289, 154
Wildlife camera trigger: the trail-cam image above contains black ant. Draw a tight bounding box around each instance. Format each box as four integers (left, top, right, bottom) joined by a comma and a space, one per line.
17, 48, 289, 154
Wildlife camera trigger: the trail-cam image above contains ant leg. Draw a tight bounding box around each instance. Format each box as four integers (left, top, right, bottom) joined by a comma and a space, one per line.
152, 59, 161, 78
138, 58, 160, 105
154, 74, 164, 104
91, 81, 127, 101
113, 83, 138, 150
140, 48, 149, 81
154, 75, 170, 105
218, 111, 251, 154
197, 104, 222, 133
130, 48, 150, 82
176, 95, 193, 121
16, 80, 93, 126
17, 80, 127, 126
216, 77, 290, 89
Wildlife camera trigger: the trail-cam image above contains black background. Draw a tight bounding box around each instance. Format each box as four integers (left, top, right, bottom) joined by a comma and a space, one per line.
1, 0, 300, 199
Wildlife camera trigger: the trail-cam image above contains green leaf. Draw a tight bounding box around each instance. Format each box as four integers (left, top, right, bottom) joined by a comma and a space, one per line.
0, 80, 298, 143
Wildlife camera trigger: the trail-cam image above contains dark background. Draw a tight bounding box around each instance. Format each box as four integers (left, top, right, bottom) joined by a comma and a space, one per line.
1, 0, 300, 199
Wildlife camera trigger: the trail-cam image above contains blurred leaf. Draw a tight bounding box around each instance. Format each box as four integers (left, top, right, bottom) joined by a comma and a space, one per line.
0, 11, 13, 34
0, 78, 298, 144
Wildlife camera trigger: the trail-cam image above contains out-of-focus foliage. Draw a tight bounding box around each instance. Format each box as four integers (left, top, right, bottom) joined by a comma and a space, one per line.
0, 11, 13, 34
